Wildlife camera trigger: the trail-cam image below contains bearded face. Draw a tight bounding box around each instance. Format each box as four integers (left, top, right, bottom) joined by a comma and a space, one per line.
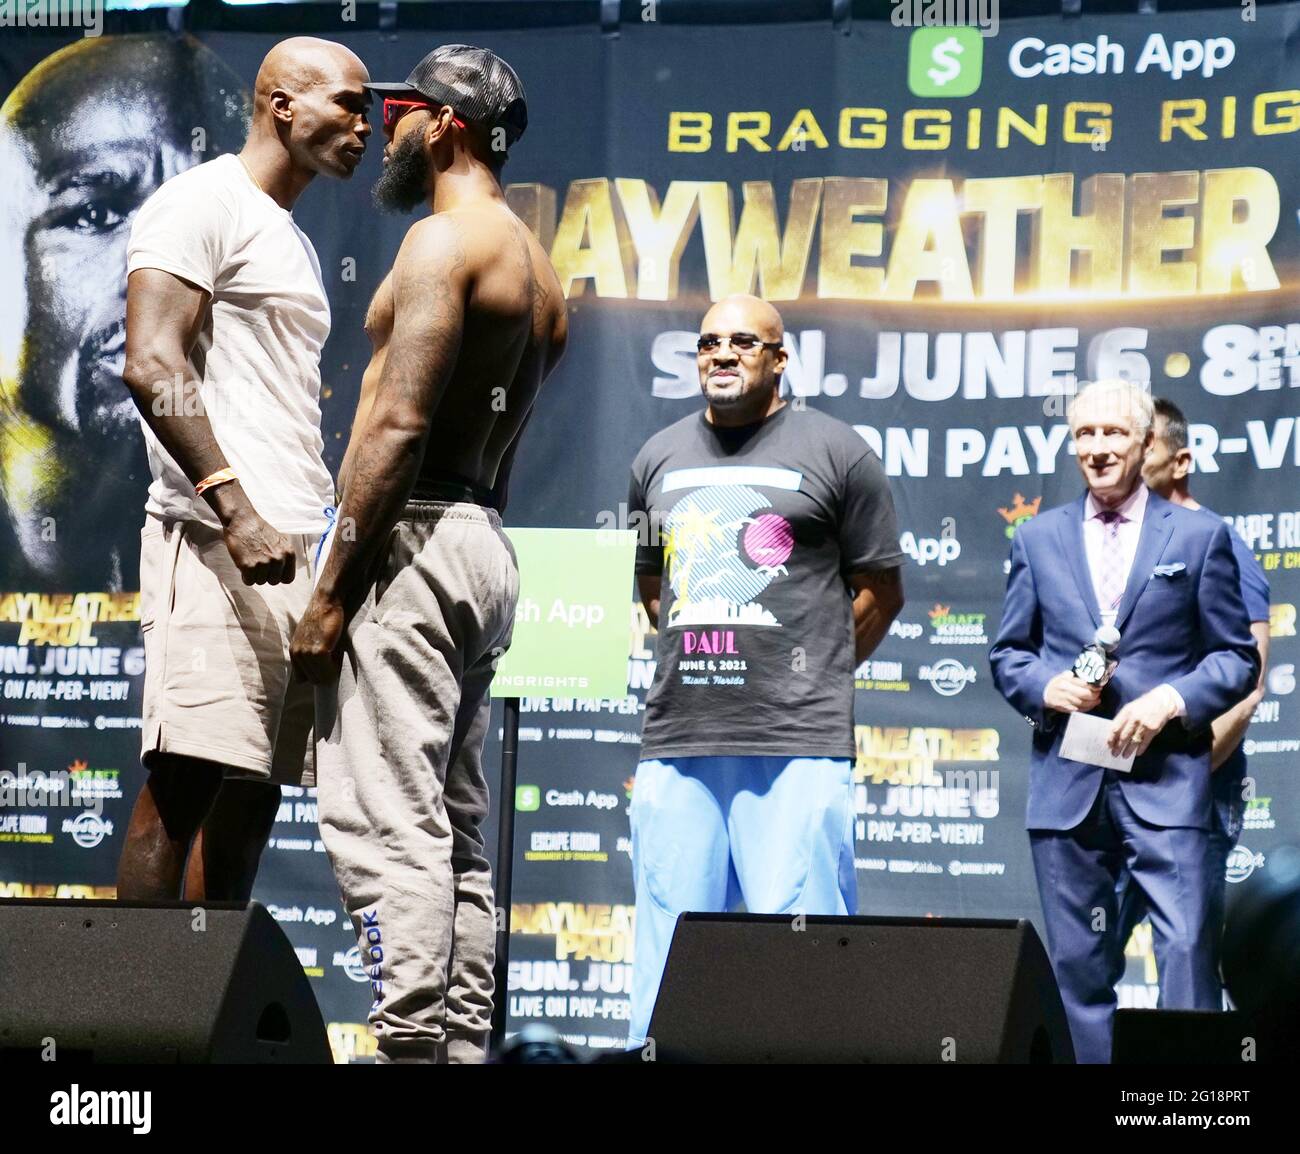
373, 119, 432, 214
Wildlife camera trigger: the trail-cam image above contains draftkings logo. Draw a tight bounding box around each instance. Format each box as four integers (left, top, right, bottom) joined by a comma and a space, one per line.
998, 493, 1042, 574
927, 603, 989, 646
67, 760, 123, 802
997, 493, 1042, 539
1243, 797, 1275, 832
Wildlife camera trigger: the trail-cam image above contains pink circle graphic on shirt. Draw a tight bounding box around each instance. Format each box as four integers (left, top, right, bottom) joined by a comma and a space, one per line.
742, 513, 794, 568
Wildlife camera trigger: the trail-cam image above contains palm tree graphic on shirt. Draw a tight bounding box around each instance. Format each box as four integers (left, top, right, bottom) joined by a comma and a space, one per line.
663, 485, 792, 628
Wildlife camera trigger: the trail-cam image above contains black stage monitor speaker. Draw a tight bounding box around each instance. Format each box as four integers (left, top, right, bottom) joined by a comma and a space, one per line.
0, 900, 332, 1063
647, 914, 1074, 1064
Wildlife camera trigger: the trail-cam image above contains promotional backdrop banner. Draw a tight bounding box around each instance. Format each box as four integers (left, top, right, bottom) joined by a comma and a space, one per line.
2, 8, 1298, 1059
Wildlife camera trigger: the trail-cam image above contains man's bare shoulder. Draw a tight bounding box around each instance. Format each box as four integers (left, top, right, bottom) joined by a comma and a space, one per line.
395, 213, 468, 263
386, 215, 472, 302
399, 207, 533, 279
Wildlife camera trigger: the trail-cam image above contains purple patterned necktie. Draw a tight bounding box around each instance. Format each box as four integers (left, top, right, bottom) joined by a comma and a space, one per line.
1097, 508, 1126, 613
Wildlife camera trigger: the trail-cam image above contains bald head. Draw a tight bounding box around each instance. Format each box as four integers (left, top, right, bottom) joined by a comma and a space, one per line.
701, 294, 785, 344
248, 37, 371, 182
696, 294, 788, 426
253, 37, 367, 119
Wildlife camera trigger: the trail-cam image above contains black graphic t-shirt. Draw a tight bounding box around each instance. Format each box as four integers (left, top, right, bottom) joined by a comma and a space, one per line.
628, 403, 904, 759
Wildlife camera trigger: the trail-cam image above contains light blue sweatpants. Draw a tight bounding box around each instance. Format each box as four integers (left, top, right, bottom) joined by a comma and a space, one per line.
626, 755, 858, 1048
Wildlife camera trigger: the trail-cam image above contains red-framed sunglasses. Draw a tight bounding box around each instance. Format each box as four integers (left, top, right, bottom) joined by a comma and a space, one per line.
381, 98, 467, 134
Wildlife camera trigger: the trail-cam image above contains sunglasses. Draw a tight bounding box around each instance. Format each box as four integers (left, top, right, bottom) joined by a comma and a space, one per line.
696, 332, 785, 355
381, 98, 468, 134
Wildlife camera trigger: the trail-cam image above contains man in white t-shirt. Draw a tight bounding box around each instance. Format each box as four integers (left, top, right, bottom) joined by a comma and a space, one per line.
116, 37, 371, 902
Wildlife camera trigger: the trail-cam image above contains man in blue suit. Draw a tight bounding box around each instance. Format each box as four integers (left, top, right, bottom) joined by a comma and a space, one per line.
990, 380, 1259, 1063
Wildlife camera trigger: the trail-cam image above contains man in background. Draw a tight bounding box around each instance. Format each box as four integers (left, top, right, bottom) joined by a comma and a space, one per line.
1115, 397, 1270, 971
116, 38, 371, 903
624, 293, 905, 1049
0, 34, 250, 591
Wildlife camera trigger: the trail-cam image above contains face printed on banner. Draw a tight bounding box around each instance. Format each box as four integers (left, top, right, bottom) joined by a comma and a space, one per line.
0, 35, 249, 586
1140, 415, 1191, 500
1068, 387, 1153, 509
695, 295, 788, 419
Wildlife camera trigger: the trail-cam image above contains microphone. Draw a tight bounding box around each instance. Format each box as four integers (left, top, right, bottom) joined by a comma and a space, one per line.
1072, 625, 1120, 688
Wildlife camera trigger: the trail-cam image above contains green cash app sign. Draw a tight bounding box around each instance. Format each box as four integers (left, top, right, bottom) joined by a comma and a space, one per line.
491, 528, 638, 700
907, 27, 983, 98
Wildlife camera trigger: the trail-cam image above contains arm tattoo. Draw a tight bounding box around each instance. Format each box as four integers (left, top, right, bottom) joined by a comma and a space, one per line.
314, 217, 469, 609
391, 223, 466, 406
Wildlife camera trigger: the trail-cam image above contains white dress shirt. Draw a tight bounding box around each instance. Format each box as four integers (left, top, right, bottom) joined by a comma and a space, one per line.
1083, 483, 1148, 629
1081, 482, 1185, 719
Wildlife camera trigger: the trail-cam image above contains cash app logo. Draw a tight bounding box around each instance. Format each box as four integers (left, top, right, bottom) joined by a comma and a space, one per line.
516, 784, 541, 812
908, 27, 983, 97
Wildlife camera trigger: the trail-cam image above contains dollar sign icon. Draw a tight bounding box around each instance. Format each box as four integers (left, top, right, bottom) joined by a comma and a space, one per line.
928, 35, 965, 88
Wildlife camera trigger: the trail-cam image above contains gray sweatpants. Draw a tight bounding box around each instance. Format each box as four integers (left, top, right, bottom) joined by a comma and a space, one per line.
316, 501, 519, 1064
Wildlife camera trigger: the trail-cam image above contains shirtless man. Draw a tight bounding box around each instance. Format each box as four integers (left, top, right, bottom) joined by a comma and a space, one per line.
290, 45, 566, 1065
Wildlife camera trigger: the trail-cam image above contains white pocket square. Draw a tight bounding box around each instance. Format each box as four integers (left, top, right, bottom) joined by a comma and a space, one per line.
1152, 562, 1186, 577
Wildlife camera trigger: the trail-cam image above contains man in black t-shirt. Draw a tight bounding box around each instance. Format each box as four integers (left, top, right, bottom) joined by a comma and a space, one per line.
625, 294, 905, 1047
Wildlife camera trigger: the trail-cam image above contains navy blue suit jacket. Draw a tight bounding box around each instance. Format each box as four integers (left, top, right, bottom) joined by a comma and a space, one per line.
989, 489, 1259, 831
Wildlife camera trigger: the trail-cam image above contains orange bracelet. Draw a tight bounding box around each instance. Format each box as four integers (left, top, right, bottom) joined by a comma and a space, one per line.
194, 467, 237, 497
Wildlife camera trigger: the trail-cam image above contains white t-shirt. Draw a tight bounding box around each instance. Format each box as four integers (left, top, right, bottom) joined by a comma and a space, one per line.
126, 154, 333, 534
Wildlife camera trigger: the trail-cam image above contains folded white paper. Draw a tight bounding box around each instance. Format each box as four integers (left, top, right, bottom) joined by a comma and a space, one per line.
1060, 712, 1136, 772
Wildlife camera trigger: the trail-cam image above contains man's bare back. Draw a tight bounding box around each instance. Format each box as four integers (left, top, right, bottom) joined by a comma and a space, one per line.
340, 202, 565, 505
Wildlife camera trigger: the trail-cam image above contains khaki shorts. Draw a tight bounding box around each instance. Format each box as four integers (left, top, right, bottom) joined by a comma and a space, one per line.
139, 514, 318, 786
